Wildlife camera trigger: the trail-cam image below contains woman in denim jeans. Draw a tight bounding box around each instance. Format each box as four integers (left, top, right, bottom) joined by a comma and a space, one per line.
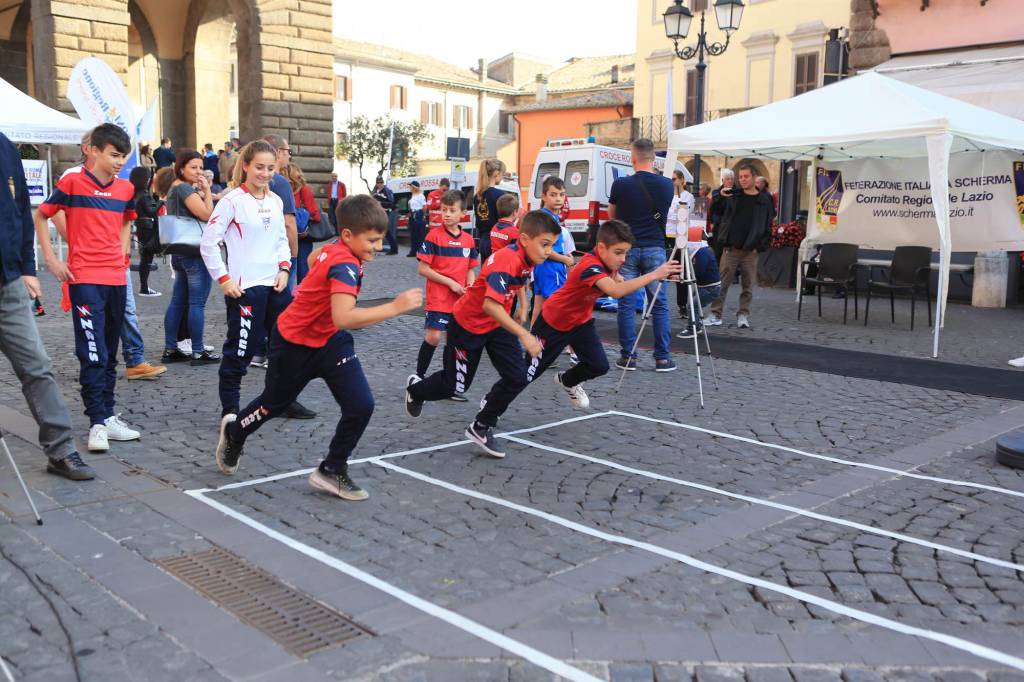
161, 149, 220, 366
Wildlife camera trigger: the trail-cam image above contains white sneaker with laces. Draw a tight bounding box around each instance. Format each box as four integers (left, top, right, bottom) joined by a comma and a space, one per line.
1009, 356, 1024, 368
555, 372, 590, 409
88, 424, 109, 452
104, 414, 141, 441
177, 340, 193, 354
704, 313, 723, 327
737, 314, 751, 329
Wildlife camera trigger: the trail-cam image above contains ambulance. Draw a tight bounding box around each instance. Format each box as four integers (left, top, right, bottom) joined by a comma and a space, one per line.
387, 173, 519, 234
526, 137, 693, 234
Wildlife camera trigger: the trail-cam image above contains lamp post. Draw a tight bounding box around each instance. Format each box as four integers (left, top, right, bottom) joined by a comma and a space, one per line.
663, 0, 744, 193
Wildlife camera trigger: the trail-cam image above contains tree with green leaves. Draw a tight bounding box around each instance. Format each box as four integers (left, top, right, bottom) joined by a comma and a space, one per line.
336, 115, 430, 191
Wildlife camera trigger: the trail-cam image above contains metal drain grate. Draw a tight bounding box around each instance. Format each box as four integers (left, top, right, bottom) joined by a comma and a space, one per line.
157, 547, 372, 656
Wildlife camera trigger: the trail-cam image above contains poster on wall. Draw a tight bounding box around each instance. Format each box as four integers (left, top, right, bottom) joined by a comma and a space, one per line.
810, 150, 1024, 252
22, 160, 48, 205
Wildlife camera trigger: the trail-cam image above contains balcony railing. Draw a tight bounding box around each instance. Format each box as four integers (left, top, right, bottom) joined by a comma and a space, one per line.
631, 108, 752, 143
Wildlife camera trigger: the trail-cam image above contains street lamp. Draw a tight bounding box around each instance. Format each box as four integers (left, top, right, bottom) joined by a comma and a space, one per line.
663, 0, 744, 192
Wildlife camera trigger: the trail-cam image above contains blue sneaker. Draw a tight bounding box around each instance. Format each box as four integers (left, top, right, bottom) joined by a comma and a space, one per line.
655, 358, 678, 373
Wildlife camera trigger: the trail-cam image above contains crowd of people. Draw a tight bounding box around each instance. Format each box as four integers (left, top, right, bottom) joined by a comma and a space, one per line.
2, 125, 778, 498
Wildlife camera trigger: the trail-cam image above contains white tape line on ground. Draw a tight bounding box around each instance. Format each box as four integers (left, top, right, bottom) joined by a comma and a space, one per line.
503, 435, 1024, 573
610, 410, 1024, 500
196, 412, 613, 494
185, 490, 601, 682
374, 460, 1024, 672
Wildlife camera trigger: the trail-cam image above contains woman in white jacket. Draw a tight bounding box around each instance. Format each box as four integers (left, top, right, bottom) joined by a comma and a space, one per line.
201, 140, 292, 416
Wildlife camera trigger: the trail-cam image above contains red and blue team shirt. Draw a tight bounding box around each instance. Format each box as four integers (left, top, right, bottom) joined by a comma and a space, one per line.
38, 168, 136, 285
489, 218, 519, 253
453, 243, 533, 334
541, 251, 614, 332
418, 225, 478, 313
426, 188, 445, 230
276, 242, 362, 347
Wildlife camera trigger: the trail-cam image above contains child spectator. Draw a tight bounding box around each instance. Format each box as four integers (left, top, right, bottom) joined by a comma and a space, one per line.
405, 210, 561, 458
215, 195, 422, 500
33, 123, 144, 453
414, 189, 479, 399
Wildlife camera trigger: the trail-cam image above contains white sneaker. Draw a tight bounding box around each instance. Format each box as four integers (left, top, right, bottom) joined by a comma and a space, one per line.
704, 313, 723, 327
104, 414, 141, 441
1009, 356, 1024, 368
737, 314, 751, 329
555, 372, 590, 409
88, 424, 109, 452
177, 340, 193, 354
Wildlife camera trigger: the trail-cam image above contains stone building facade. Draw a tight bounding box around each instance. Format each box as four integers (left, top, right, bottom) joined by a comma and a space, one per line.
0, 0, 335, 191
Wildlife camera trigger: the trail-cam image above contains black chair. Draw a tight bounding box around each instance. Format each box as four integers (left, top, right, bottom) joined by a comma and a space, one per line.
864, 246, 933, 330
799, 243, 860, 324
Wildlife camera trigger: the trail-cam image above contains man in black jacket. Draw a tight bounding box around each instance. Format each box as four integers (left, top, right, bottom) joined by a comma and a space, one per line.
0, 132, 94, 480
705, 164, 774, 329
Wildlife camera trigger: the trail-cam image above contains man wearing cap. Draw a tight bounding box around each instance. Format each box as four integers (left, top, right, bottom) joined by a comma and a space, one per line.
406, 180, 427, 256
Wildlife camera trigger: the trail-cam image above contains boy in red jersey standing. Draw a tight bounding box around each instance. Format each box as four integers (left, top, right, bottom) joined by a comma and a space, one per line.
488, 193, 519, 254
414, 190, 478, 396
34, 123, 143, 453
425, 178, 450, 231
215, 195, 421, 500
405, 210, 560, 458
497, 220, 679, 416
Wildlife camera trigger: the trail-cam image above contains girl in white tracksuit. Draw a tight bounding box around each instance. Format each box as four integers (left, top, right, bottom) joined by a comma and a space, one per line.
201, 140, 292, 415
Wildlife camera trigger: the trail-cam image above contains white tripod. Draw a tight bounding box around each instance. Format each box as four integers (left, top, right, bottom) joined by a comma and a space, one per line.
1, 428, 43, 526
615, 238, 718, 407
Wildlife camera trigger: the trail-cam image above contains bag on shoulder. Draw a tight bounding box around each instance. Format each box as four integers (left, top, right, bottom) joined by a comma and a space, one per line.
159, 185, 204, 257
295, 206, 311, 233
307, 212, 337, 242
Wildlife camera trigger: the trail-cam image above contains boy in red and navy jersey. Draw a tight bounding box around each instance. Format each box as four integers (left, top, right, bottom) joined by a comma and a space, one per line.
494, 220, 680, 416
33, 124, 143, 451
488, 193, 520, 253
425, 178, 450, 231
406, 210, 561, 458
216, 195, 421, 501
414, 190, 478, 387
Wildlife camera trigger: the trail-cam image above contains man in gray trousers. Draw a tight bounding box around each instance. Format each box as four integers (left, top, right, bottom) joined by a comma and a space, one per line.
0, 131, 93, 480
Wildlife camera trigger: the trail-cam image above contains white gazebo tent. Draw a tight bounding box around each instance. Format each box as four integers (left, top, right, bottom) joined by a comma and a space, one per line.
0, 76, 92, 260
665, 71, 1024, 357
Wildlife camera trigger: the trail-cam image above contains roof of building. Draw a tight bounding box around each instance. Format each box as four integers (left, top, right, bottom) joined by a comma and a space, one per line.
519, 54, 635, 94
507, 89, 634, 113
334, 38, 518, 94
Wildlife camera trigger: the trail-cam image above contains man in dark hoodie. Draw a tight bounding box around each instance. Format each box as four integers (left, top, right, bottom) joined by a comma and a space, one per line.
704, 164, 774, 329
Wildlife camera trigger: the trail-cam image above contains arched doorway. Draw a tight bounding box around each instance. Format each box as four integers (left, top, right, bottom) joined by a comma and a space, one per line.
684, 158, 714, 190
0, 1, 32, 94
732, 157, 771, 184
184, 0, 248, 150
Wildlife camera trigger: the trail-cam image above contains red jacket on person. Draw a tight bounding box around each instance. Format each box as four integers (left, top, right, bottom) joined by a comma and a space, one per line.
294, 185, 321, 224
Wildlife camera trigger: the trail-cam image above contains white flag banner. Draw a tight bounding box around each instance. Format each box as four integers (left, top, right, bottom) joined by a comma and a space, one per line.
810, 150, 1024, 252
66, 57, 138, 178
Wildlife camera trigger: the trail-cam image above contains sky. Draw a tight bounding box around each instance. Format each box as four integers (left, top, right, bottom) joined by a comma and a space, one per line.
333, 0, 638, 70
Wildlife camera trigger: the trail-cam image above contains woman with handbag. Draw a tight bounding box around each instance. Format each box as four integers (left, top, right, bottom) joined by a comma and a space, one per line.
129, 166, 162, 296
284, 162, 320, 286
161, 149, 220, 366
201, 140, 292, 417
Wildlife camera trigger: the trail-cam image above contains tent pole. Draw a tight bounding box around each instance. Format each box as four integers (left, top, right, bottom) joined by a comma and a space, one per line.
796, 157, 817, 301
925, 133, 953, 359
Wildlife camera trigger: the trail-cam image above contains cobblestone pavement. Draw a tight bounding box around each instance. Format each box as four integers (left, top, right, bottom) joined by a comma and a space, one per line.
0, 253, 1022, 681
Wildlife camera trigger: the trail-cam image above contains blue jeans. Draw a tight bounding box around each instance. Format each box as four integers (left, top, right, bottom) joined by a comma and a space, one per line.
385, 210, 399, 253
290, 238, 313, 292
164, 255, 212, 352
616, 246, 671, 361
121, 268, 145, 367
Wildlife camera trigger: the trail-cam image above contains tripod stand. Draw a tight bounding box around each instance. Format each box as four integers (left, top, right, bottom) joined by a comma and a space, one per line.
1, 428, 43, 526
615, 239, 718, 407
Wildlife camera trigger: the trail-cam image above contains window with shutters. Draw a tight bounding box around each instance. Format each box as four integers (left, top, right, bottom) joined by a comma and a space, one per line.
334, 76, 350, 101
498, 112, 514, 135
794, 53, 819, 95
685, 70, 700, 126
452, 105, 474, 129
390, 84, 407, 110
420, 101, 443, 126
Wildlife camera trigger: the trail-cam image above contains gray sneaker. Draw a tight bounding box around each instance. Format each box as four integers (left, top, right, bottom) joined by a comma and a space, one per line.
309, 466, 368, 501
737, 314, 751, 329
46, 452, 95, 481
703, 313, 723, 326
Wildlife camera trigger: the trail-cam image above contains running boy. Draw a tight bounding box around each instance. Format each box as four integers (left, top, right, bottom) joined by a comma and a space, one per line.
414, 190, 479, 395
530, 177, 574, 327
34, 123, 143, 453
215, 195, 422, 500
200, 140, 292, 417
405, 210, 560, 457
495, 220, 680, 428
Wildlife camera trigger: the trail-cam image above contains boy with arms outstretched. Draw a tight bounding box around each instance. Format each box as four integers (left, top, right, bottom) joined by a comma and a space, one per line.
216, 195, 422, 500
414, 190, 478, 397
405, 210, 561, 457
504, 220, 680, 416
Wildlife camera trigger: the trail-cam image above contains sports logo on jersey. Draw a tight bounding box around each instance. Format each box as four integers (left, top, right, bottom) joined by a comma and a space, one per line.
239, 305, 253, 317
583, 265, 606, 281
76, 305, 91, 317
328, 261, 361, 288
463, 248, 472, 258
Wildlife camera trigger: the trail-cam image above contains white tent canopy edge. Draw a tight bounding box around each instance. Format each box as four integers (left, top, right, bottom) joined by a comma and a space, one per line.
663, 71, 1024, 358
